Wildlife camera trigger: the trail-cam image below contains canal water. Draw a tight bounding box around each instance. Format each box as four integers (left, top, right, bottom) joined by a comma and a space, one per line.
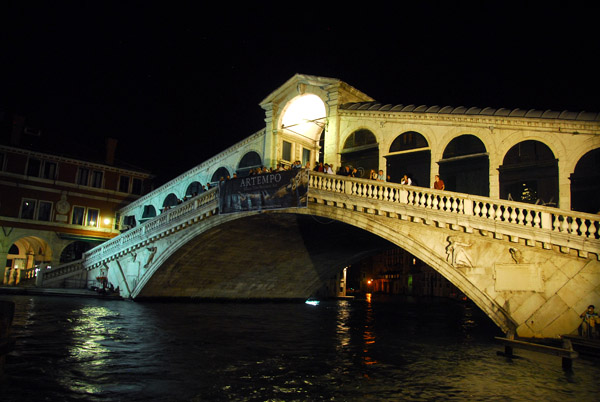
1, 294, 599, 401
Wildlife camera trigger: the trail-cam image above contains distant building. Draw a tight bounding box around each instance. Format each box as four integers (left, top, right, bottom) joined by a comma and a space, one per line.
352, 248, 463, 298
0, 140, 154, 286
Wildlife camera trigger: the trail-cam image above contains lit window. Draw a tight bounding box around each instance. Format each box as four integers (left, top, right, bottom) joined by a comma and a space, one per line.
86, 208, 99, 227
20, 199, 37, 219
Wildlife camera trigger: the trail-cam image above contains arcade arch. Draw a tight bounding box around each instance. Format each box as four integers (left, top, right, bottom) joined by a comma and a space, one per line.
163, 193, 179, 208
340, 129, 379, 177
570, 148, 600, 213
6, 236, 52, 269
499, 140, 558, 206
211, 167, 230, 183
438, 134, 489, 196
237, 151, 262, 177
186, 181, 203, 197
385, 131, 430, 186
59, 240, 95, 263
141, 205, 157, 221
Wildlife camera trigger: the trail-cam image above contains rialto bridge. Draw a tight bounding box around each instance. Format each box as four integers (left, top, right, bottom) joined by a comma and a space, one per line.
40, 74, 599, 338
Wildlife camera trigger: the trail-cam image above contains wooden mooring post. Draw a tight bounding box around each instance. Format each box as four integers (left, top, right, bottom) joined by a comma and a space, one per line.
495, 336, 579, 370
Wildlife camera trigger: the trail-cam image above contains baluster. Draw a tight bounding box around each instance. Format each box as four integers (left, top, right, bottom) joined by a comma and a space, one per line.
505, 207, 512, 223
432, 195, 439, 210
570, 217, 579, 235
474, 202, 481, 217
445, 197, 451, 212
488, 204, 495, 220
516, 209, 524, 225
524, 210, 532, 227
588, 220, 598, 239
407, 191, 414, 205
495, 205, 503, 221
579, 219, 588, 238
420, 192, 427, 207
553, 215, 561, 232
426, 193, 432, 209
510, 208, 523, 225
451, 198, 458, 213
383, 186, 389, 201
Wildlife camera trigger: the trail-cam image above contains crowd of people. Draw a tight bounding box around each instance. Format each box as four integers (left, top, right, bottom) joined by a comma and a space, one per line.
158, 162, 449, 214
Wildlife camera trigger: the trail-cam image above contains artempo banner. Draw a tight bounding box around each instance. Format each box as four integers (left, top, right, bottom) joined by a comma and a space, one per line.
218, 169, 309, 214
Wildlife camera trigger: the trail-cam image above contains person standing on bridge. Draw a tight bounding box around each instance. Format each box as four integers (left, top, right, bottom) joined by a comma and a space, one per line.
434, 175, 445, 190
580, 305, 600, 338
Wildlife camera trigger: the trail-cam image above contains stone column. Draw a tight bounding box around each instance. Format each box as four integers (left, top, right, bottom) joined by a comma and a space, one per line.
323, 91, 341, 168
261, 103, 277, 169
558, 168, 571, 210
0, 251, 7, 285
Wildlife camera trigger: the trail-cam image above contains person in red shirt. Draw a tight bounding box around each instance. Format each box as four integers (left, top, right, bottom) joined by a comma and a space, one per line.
434, 175, 445, 190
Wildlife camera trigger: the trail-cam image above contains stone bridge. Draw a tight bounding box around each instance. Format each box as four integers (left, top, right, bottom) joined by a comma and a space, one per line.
46, 172, 600, 338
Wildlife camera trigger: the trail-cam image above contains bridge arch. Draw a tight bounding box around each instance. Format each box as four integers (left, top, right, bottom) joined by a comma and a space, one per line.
499, 140, 558, 206
438, 134, 489, 196
141, 205, 157, 221
131, 207, 513, 334
163, 193, 180, 209
185, 181, 203, 197
211, 167, 231, 183
340, 128, 379, 177
291, 207, 514, 334
570, 148, 600, 213
59, 240, 92, 263
385, 131, 430, 186
237, 151, 262, 177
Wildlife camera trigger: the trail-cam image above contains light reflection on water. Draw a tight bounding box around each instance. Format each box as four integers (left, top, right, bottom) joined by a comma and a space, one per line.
1, 294, 599, 401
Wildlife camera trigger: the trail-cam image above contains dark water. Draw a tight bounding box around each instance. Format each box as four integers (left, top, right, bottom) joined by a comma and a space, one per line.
1, 295, 599, 401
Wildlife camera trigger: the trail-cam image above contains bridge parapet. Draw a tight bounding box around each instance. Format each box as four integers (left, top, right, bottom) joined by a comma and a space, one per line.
78, 172, 599, 274
309, 172, 600, 258
84, 188, 219, 269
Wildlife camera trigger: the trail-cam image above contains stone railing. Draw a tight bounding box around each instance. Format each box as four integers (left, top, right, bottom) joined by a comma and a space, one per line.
309, 172, 600, 256
72, 171, 599, 271
41, 259, 85, 281
83, 187, 219, 268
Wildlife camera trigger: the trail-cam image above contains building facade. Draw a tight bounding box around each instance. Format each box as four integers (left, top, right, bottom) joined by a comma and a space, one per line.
0, 143, 154, 285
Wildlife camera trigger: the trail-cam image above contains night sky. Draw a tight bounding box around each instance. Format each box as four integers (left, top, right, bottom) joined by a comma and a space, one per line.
2, 2, 598, 185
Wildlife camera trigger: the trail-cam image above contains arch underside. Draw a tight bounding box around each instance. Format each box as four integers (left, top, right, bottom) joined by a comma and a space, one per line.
135, 205, 513, 334
136, 213, 394, 300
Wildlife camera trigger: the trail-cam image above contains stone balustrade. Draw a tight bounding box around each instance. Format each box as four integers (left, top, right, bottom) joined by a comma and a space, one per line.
75, 171, 600, 272
309, 172, 599, 257
42, 259, 84, 280
83, 187, 219, 268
